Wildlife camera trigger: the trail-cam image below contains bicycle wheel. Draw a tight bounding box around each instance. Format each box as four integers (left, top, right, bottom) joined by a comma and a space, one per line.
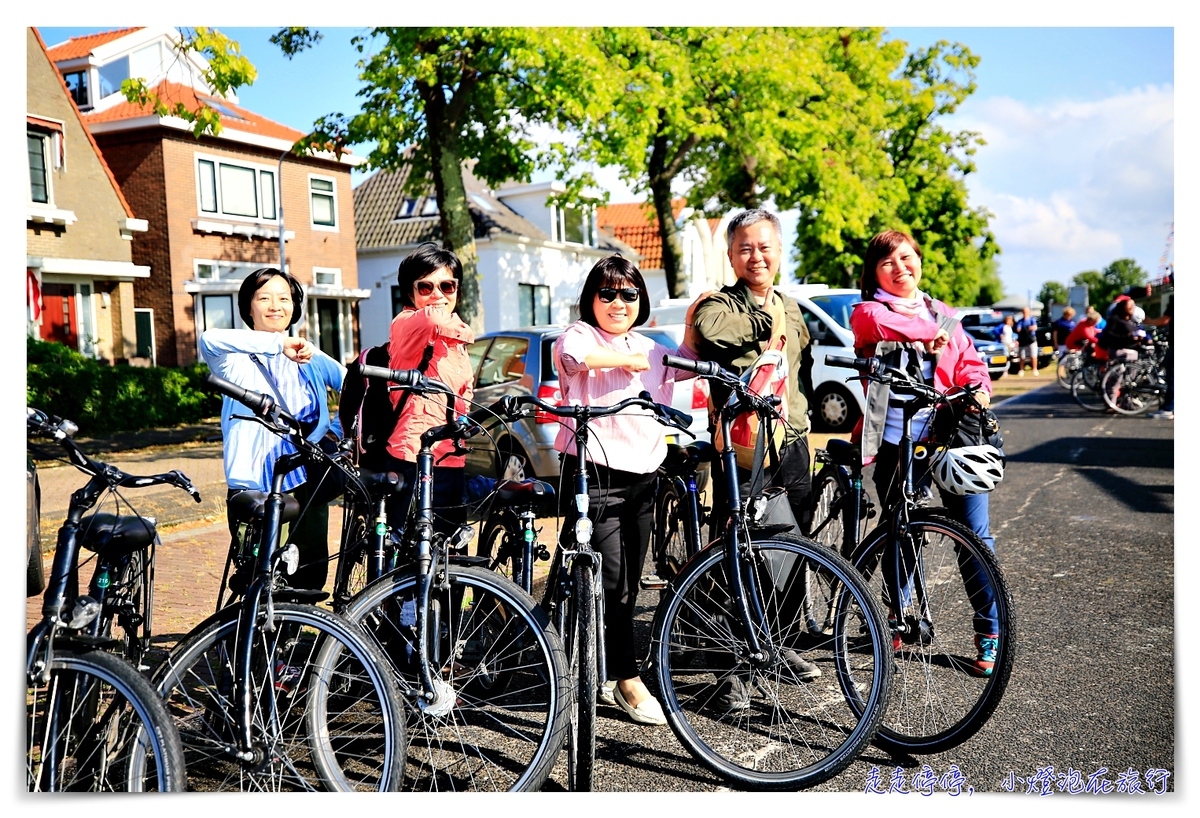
650, 535, 892, 789
333, 509, 372, 607
1070, 366, 1107, 411
1056, 351, 1081, 389
653, 478, 691, 582
479, 511, 527, 593
803, 467, 851, 636
847, 511, 1014, 754
1101, 361, 1158, 415
27, 644, 185, 791
342, 565, 569, 791
567, 560, 597, 791
153, 602, 406, 791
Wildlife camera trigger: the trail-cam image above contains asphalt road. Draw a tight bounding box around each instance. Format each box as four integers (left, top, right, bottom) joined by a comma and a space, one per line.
26, 381, 1175, 795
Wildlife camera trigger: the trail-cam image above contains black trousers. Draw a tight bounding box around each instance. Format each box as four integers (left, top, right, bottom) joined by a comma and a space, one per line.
710, 436, 813, 535
559, 455, 657, 681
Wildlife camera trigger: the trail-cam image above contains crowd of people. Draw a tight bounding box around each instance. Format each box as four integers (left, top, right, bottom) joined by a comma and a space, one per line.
206, 209, 1169, 725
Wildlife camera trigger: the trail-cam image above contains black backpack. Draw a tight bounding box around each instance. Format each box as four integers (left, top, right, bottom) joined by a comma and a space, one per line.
339, 342, 433, 472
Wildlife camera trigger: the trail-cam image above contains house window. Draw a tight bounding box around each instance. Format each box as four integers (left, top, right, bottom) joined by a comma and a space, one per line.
518, 283, 551, 327
194, 259, 267, 281
63, 71, 89, 107
421, 196, 438, 216
28, 133, 50, 204
397, 197, 418, 218
97, 55, 128, 99
201, 295, 235, 331
134, 308, 156, 365
554, 204, 595, 246
195, 155, 279, 222
309, 175, 336, 227
313, 267, 341, 286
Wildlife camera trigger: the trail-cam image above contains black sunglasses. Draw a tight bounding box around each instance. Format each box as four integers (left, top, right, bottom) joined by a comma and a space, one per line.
415, 279, 459, 296
597, 287, 640, 304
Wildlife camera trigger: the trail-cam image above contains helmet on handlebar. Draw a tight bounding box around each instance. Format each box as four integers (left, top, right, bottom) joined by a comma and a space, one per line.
930, 444, 1005, 495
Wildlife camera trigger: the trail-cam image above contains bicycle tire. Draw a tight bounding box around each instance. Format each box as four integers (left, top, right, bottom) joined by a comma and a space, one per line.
568, 561, 597, 791
650, 534, 892, 790
341, 564, 569, 791
1101, 361, 1158, 415
1056, 351, 1081, 389
333, 509, 372, 606
653, 478, 702, 583
152, 602, 406, 791
847, 511, 1014, 754
1070, 367, 1107, 412
479, 511, 528, 594
27, 644, 186, 792
803, 467, 853, 636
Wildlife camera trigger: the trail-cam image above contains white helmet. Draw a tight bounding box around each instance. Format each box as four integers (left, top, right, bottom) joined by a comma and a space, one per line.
931, 445, 1005, 495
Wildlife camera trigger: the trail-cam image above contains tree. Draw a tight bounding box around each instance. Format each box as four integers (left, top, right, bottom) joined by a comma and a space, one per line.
793, 39, 999, 307
1038, 281, 1070, 311
565, 28, 900, 297
1072, 258, 1147, 311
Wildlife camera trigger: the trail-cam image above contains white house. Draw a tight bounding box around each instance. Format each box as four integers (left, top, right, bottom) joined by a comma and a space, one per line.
353, 159, 637, 349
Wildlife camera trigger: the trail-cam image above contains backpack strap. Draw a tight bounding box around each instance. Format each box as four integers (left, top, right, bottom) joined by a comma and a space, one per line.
360, 341, 435, 458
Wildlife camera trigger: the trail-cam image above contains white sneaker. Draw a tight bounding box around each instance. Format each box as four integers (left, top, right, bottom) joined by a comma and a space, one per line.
1147, 410, 1174, 420
598, 680, 617, 706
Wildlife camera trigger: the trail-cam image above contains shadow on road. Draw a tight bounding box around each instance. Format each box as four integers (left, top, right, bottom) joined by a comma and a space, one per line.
1007, 436, 1172, 470
1074, 467, 1174, 515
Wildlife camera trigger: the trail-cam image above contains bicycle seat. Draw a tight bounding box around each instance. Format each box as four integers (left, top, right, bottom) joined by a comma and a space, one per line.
78, 513, 157, 556
494, 479, 555, 503
663, 441, 717, 473
227, 490, 301, 526
823, 438, 862, 470
359, 469, 407, 499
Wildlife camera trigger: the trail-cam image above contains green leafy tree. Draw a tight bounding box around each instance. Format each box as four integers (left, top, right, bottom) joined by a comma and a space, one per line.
279, 27, 610, 331
1038, 281, 1070, 310
794, 39, 999, 307
1072, 258, 1147, 311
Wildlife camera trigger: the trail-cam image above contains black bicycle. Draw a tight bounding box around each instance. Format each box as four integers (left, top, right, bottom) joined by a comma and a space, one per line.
641, 440, 717, 592
150, 373, 408, 792
26, 408, 187, 792
335, 364, 571, 792
651, 355, 893, 789
826, 354, 1015, 754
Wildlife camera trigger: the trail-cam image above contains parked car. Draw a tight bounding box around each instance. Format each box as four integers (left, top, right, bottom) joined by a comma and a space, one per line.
464, 326, 710, 481
958, 307, 1055, 373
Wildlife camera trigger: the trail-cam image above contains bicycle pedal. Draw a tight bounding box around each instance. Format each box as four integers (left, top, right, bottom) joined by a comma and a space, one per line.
640, 574, 669, 591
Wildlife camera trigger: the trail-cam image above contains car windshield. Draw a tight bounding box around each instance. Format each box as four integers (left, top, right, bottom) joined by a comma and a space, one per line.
808, 294, 861, 331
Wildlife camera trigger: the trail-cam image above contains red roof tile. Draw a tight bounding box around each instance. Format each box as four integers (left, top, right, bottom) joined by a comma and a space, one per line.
83, 80, 306, 144
45, 27, 143, 61
597, 199, 688, 270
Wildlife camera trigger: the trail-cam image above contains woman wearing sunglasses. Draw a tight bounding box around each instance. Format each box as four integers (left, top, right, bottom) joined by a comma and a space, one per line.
553, 255, 705, 726
383, 242, 475, 535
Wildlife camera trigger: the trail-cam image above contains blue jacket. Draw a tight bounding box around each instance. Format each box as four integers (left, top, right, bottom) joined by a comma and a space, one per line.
200, 328, 345, 491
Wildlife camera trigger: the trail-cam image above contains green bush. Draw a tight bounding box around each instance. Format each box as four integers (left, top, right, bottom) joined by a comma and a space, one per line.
26, 337, 221, 436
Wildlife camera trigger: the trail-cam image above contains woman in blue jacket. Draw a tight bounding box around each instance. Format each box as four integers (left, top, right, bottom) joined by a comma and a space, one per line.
200, 268, 346, 593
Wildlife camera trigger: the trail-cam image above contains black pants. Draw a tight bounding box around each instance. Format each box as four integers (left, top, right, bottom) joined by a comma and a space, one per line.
559, 454, 657, 682
711, 436, 813, 535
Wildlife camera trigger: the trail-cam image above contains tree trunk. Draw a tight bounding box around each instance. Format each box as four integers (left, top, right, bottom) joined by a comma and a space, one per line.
424, 86, 484, 332
648, 130, 688, 299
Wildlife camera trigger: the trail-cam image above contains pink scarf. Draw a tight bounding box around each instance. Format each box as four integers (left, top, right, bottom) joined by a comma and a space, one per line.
874, 288, 932, 321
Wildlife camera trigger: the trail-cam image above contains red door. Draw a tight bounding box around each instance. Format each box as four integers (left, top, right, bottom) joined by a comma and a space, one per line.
39, 283, 78, 349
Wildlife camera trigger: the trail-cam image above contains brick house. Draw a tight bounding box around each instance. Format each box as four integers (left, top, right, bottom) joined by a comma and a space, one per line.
27, 27, 149, 364
45, 27, 368, 367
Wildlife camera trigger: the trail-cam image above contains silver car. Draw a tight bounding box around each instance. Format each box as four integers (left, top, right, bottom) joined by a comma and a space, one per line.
465, 326, 710, 481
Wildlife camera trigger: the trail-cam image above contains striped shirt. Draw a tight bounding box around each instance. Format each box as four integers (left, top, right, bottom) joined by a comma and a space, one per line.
553, 321, 696, 475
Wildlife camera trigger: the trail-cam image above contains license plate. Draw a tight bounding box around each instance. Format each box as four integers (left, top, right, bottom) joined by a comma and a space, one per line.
1041, 346, 1054, 355
665, 434, 678, 445
991, 355, 1008, 365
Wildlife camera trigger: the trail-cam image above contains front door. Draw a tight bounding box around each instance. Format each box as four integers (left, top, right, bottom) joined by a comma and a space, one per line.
316, 298, 341, 361
40, 283, 78, 349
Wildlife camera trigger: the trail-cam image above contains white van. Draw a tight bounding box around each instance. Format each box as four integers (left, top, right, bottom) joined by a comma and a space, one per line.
647, 285, 866, 432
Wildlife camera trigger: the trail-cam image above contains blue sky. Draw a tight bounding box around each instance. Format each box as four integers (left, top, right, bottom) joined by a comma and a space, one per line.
35, 24, 1176, 304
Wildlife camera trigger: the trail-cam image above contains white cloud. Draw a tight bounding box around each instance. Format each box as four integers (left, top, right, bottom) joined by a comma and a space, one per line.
952, 84, 1173, 293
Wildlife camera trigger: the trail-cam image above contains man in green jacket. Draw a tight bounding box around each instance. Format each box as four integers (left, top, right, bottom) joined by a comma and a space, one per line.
691, 209, 820, 689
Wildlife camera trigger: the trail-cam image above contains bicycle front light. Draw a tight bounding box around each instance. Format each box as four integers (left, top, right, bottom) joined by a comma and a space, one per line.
575, 516, 593, 544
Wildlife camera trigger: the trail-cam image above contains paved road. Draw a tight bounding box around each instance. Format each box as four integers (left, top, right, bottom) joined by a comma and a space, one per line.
27, 382, 1175, 794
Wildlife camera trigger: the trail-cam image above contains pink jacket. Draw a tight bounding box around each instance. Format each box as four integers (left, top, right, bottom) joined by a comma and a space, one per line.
849, 299, 992, 397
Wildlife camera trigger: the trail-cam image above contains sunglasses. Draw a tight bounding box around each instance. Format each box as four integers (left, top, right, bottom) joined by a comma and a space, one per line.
415, 279, 459, 297
598, 287, 640, 304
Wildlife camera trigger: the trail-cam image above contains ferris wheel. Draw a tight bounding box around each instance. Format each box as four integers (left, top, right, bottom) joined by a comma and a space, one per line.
1157, 223, 1173, 280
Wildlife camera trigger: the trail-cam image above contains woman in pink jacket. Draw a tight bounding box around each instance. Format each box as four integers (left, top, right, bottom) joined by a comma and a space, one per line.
849, 229, 1001, 676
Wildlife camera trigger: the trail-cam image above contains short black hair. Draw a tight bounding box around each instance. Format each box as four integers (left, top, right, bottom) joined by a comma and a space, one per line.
577, 255, 651, 329
238, 268, 305, 329
396, 242, 464, 310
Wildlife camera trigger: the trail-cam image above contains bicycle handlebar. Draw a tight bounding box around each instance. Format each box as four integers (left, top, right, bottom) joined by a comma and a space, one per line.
825, 354, 982, 408
498, 391, 694, 437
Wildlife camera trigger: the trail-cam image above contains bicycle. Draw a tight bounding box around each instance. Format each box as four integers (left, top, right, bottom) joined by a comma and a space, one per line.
492, 388, 696, 791
640, 440, 717, 592
150, 373, 408, 792
26, 408, 186, 792
1101, 333, 1169, 416
476, 478, 558, 596
335, 364, 571, 792
1070, 342, 1111, 412
1056, 347, 1084, 389
650, 355, 893, 790
826, 354, 1015, 754
26, 409, 202, 672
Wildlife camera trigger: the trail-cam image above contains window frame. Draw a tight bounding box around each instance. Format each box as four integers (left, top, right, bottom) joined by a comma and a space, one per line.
552, 203, 596, 247
312, 266, 342, 287
518, 283, 552, 327
308, 173, 338, 231
62, 70, 90, 108
193, 152, 281, 225
28, 131, 52, 206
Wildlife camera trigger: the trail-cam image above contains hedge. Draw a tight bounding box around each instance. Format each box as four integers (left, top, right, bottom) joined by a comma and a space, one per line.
26, 337, 222, 436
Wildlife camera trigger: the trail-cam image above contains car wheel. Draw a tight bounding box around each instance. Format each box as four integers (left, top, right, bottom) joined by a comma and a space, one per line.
498, 437, 535, 481
815, 384, 861, 433
989, 370, 1005, 381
